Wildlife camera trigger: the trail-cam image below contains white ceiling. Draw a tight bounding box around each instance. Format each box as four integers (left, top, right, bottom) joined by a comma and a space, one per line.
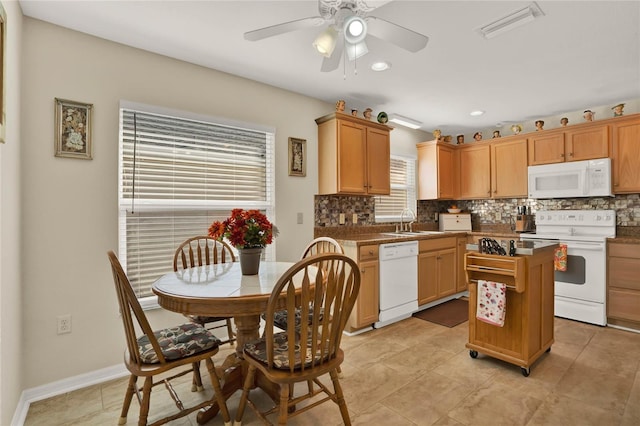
18, 0, 640, 136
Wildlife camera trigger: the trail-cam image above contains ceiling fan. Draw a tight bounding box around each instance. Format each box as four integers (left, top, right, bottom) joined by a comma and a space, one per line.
243, 0, 429, 72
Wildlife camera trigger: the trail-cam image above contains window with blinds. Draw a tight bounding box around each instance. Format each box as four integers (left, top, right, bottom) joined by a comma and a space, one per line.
375, 156, 416, 222
118, 103, 275, 303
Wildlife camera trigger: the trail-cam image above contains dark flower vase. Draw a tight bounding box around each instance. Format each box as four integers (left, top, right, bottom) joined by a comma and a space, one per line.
239, 247, 263, 275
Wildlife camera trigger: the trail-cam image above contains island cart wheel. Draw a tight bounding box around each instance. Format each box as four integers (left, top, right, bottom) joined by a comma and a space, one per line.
469, 350, 478, 358
521, 367, 530, 377
546, 347, 551, 353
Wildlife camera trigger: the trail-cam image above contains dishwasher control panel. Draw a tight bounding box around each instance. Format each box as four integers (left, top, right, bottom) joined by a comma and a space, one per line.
379, 241, 418, 260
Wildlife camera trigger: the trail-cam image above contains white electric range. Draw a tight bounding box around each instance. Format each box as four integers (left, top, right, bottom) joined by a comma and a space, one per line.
520, 209, 616, 326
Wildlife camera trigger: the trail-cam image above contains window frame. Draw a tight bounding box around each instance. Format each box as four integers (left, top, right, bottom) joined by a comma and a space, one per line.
118, 101, 276, 308
374, 154, 417, 223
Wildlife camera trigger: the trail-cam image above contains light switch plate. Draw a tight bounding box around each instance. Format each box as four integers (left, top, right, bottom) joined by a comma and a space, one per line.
352, 213, 358, 224
297, 212, 303, 224
339, 213, 345, 224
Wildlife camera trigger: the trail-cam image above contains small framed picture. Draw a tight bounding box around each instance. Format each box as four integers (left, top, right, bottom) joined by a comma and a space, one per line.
288, 137, 306, 177
54, 98, 93, 159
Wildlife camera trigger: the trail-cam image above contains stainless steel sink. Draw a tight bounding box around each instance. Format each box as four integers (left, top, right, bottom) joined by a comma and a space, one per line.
381, 231, 446, 237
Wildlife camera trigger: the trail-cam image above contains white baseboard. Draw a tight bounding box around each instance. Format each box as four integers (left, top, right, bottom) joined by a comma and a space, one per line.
12, 364, 128, 426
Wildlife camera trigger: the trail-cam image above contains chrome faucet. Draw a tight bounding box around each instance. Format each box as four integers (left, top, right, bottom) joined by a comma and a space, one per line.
400, 208, 416, 232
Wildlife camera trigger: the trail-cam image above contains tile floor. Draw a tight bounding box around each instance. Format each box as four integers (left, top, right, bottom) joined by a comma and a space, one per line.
24, 316, 640, 426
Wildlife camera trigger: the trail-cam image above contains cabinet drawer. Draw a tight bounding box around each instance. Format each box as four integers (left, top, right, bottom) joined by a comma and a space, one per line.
608, 288, 640, 322
608, 257, 640, 291
609, 243, 640, 259
419, 237, 456, 252
359, 244, 379, 262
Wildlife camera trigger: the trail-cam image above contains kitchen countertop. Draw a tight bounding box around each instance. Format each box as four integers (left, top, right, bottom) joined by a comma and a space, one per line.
335, 231, 467, 247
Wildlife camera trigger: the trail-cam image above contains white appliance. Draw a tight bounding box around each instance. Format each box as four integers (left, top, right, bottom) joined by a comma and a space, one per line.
520, 209, 616, 326
528, 158, 612, 199
375, 240, 418, 328
439, 213, 472, 231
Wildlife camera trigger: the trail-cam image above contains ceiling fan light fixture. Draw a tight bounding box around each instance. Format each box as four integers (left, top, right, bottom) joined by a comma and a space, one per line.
343, 15, 367, 44
313, 26, 338, 57
347, 40, 368, 61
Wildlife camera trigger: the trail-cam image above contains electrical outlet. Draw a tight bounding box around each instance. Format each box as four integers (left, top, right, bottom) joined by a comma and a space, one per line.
352, 213, 358, 224
57, 314, 72, 334
297, 212, 303, 224
339, 213, 345, 225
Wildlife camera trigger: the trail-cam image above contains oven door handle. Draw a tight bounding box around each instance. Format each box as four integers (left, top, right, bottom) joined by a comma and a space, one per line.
566, 243, 605, 251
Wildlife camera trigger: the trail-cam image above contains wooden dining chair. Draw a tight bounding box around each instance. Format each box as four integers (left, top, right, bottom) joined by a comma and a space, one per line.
234, 252, 360, 425
270, 237, 344, 331
107, 251, 232, 426
173, 236, 236, 346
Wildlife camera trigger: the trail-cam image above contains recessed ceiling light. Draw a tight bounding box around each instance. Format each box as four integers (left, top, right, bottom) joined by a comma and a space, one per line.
371, 61, 391, 72
470, 110, 485, 116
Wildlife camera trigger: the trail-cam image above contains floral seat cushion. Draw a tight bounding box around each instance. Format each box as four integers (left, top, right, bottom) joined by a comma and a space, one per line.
137, 323, 221, 364
270, 307, 324, 331
244, 332, 329, 370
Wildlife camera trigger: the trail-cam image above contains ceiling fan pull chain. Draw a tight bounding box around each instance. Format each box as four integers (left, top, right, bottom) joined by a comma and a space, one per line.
343, 37, 347, 80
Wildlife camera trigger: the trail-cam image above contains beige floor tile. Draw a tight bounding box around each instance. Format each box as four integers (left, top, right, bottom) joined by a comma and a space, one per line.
351, 403, 416, 425
526, 393, 621, 426
381, 371, 472, 425
447, 380, 544, 426
554, 363, 634, 415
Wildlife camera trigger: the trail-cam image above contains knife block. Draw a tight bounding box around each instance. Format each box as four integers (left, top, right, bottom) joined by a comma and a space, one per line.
515, 214, 535, 233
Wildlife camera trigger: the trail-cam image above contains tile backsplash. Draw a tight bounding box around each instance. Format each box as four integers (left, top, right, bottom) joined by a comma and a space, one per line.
315, 193, 640, 228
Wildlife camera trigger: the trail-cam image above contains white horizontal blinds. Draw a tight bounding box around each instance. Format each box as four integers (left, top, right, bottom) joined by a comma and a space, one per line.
121, 110, 268, 204
375, 156, 416, 221
119, 107, 274, 299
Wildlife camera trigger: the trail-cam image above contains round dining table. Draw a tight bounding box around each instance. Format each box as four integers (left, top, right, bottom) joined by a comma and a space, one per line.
152, 261, 298, 424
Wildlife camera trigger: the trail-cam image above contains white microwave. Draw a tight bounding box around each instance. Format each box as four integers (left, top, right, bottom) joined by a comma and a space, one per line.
528, 158, 612, 199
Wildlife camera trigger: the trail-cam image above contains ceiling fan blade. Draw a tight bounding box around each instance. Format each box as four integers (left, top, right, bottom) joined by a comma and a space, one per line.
366, 16, 429, 52
320, 34, 344, 72
244, 16, 325, 41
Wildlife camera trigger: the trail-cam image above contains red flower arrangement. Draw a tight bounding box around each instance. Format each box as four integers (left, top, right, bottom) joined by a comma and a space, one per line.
208, 209, 277, 249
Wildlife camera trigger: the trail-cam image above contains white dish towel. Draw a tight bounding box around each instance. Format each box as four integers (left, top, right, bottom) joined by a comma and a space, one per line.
476, 280, 507, 327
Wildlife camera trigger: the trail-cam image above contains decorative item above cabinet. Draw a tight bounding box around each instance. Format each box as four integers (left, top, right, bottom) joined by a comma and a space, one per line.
316, 112, 392, 196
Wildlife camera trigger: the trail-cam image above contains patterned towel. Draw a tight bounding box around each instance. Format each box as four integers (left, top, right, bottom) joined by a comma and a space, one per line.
554, 244, 568, 271
476, 280, 507, 327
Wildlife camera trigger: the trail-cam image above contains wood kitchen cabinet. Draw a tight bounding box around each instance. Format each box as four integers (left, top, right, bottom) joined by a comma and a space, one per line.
316, 112, 391, 195
456, 236, 468, 292
528, 124, 609, 165
458, 137, 527, 199
611, 115, 640, 193
607, 241, 640, 330
342, 243, 379, 332
458, 144, 491, 199
490, 138, 528, 198
416, 140, 458, 200
418, 237, 457, 305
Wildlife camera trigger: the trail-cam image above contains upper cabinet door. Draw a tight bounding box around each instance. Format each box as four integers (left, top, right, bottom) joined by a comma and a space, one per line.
564, 125, 609, 161
337, 120, 367, 194
612, 117, 640, 193
366, 127, 391, 195
491, 138, 528, 198
528, 131, 565, 165
459, 144, 490, 199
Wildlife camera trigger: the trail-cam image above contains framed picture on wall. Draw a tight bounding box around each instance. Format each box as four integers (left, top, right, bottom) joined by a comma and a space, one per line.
288, 137, 306, 177
54, 98, 93, 159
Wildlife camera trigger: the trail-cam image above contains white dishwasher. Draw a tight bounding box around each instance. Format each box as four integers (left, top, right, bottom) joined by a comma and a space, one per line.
375, 240, 419, 328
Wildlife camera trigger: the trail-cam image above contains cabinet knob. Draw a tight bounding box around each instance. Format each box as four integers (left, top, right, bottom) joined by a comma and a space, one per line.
569, 152, 573, 157
561, 153, 565, 158
368, 250, 374, 255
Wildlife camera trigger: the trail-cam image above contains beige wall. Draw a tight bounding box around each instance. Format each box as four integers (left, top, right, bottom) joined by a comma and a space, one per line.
0, 1, 23, 423
17, 16, 426, 393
